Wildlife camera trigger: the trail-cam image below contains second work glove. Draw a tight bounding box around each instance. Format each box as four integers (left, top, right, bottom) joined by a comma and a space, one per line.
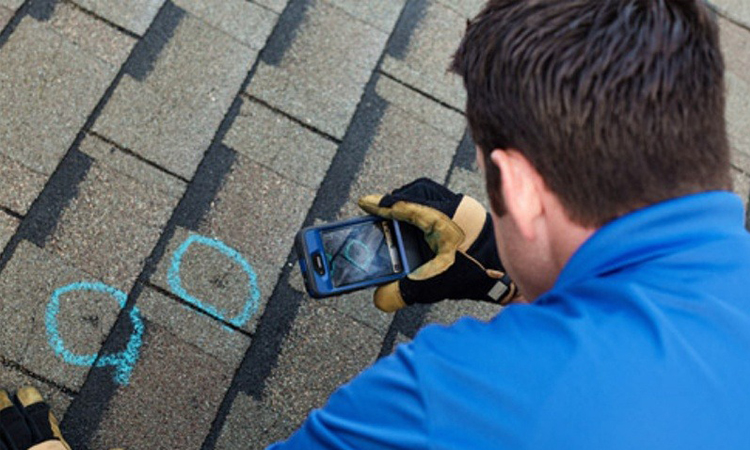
359, 178, 517, 312
0, 387, 70, 450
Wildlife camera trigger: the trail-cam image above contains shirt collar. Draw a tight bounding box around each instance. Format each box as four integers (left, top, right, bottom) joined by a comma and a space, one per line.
552, 191, 747, 292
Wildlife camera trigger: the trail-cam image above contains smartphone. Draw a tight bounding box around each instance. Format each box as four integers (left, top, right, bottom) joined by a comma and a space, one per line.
295, 216, 431, 298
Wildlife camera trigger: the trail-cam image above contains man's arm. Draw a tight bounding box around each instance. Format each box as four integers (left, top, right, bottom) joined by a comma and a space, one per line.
269, 341, 429, 449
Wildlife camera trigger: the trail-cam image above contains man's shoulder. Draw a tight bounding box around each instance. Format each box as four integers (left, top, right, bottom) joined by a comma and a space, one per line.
402, 286, 750, 446
406, 303, 578, 377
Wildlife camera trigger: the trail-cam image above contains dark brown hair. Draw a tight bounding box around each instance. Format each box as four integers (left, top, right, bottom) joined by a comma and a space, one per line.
451, 0, 731, 226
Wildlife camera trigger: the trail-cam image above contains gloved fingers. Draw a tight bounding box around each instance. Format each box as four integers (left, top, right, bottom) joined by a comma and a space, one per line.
359, 197, 465, 255
15, 387, 68, 450
383, 178, 453, 202
373, 281, 407, 313
372, 274, 451, 313
360, 186, 489, 254
358, 195, 390, 218
361, 180, 505, 272
373, 253, 492, 311
371, 246, 460, 312
0, 389, 33, 450
378, 178, 462, 213
375, 186, 490, 254
389, 195, 504, 280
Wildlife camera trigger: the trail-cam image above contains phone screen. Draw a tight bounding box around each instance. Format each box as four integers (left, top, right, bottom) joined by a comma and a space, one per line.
321, 220, 403, 288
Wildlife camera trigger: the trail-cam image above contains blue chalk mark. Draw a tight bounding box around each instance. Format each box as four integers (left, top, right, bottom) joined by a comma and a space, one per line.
343, 238, 375, 272
325, 251, 336, 275
168, 234, 260, 328
46, 282, 143, 386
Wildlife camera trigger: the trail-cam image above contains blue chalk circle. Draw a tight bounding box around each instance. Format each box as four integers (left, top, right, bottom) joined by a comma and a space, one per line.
168, 234, 260, 328
45, 282, 143, 386
343, 238, 375, 272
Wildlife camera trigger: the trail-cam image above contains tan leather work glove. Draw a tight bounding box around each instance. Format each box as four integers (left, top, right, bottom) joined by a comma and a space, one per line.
0, 387, 71, 450
359, 178, 517, 312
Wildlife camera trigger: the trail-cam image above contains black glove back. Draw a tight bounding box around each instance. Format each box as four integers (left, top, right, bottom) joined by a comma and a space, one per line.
0, 387, 69, 450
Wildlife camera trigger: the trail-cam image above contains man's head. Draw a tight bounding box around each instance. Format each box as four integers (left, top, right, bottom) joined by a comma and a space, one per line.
452, 0, 731, 298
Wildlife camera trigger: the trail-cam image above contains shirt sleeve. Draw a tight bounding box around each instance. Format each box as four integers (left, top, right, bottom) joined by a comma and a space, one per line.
267, 340, 429, 450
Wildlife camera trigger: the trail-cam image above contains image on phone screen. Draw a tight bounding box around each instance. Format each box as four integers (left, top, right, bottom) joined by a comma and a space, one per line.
321, 221, 403, 288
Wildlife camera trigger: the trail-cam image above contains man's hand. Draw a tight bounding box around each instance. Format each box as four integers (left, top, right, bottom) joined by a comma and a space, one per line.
359, 178, 518, 312
0, 387, 70, 450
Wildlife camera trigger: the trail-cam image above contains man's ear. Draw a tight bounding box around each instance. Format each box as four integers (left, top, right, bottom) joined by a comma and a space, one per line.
490, 149, 543, 241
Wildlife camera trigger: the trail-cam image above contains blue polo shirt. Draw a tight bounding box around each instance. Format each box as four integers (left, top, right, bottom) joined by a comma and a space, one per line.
271, 192, 750, 449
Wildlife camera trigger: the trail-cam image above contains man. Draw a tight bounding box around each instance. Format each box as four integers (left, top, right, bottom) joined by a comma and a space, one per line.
272, 0, 750, 448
